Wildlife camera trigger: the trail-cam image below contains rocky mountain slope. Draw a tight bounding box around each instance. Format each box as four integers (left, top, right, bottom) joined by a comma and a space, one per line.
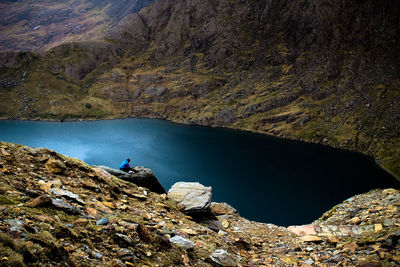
0, 141, 399, 266
0, 0, 153, 51
0, 0, 399, 178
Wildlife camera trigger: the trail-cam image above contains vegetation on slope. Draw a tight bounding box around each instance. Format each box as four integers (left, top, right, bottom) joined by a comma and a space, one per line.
0, 0, 399, 177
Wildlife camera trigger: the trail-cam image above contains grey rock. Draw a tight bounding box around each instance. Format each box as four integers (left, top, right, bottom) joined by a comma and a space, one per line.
328, 254, 342, 263
305, 258, 314, 265
129, 166, 166, 194
114, 233, 134, 245
170, 235, 194, 250
215, 108, 235, 126
93, 252, 103, 259
93, 165, 130, 179
200, 218, 223, 232
83, 244, 103, 259
383, 218, 395, 227
93, 165, 166, 194
49, 188, 85, 205
296, 115, 311, 127
144, 86, 168, 97
5, 219, 24, 231
210, 249, 237, 266
168, 182, 212, 214
96, 217, 109, 225
51, 198, 82, 215
118, 248, 134, 260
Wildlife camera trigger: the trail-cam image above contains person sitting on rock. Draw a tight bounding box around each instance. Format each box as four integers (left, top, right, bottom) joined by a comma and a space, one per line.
120, 158, 133, 173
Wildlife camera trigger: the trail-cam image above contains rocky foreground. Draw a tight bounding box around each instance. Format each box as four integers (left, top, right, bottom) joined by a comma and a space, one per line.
0, 141, 399, 266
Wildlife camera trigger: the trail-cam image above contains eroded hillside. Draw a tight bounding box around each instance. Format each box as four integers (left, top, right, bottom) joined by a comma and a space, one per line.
0, 0, 399, 177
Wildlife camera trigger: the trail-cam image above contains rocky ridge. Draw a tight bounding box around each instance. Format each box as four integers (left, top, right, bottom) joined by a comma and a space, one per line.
0, 0, 399, 178
0, 141, 399, 266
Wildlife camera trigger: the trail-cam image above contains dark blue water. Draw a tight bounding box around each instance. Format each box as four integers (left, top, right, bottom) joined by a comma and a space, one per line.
0, 119, 398, 226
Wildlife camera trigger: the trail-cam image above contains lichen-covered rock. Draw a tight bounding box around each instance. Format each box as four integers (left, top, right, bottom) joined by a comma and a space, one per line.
45, 158, 66, 174
168, 182, 212, 214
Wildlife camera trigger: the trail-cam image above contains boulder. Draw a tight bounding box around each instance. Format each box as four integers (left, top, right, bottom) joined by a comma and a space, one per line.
210, 249, 237, 266
45, 158, 66, 174
168, 182, 212, 214
93, 165, 166, 194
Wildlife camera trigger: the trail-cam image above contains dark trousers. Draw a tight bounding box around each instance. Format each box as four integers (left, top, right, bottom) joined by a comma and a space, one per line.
120, 167, 131, 172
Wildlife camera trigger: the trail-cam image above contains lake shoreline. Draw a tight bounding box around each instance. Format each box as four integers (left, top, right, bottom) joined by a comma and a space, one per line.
1, 114, 399, 183
1, 140, 399, 266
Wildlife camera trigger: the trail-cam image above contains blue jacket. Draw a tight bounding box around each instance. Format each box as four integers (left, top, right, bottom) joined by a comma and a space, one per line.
120, 160, 131, 169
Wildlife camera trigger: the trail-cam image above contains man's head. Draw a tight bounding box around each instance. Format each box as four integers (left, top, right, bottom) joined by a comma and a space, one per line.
127, 158, 130, 162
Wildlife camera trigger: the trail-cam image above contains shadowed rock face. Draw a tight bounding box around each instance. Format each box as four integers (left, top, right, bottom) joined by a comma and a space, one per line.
0, 0, 400, 177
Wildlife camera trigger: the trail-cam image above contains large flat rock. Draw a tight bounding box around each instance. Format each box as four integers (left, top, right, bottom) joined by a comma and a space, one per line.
93, 165, 166, 194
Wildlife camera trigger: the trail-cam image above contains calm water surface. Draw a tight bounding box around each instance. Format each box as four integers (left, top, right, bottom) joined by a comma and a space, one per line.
0, 119, 398, 226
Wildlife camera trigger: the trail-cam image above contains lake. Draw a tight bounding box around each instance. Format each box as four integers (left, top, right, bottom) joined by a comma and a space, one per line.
0, 118, 398, 226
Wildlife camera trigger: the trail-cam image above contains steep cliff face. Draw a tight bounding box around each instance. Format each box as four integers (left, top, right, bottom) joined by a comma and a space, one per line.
0, 0, 153, 51
103, 0, 400, 176
0, 0, 399, 177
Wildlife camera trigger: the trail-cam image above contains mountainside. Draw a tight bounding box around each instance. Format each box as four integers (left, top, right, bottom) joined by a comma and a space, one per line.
0, 0, 153, 51
0, 0, 400, 177
0, 141, 399, 266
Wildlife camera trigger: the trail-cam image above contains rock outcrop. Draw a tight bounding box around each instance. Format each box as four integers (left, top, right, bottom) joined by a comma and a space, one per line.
93, 165, 166, 194
168, 182, 212, 214
0, 141, 399, 266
